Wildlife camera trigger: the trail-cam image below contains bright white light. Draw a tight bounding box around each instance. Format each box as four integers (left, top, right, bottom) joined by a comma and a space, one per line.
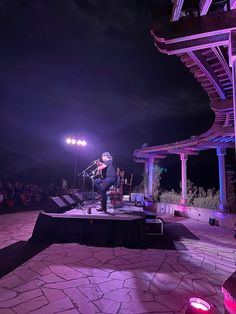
66, 137, 87, 146
189, 298, 211, 312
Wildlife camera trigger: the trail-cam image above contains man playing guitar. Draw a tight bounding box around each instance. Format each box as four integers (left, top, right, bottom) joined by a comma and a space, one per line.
94, 152, 117, 212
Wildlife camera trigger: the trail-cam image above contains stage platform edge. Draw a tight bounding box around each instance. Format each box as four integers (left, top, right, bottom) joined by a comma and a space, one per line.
29, 209, 146, 249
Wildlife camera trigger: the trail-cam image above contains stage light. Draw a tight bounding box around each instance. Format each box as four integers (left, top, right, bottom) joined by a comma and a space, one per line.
66, 138, 87, 146
174, 210, 180, 217
209, 218, 215, 226
186, 298, 212, 313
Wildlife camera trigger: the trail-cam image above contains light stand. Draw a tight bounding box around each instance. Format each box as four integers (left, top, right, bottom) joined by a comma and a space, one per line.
77, 161, 97, 201
74, 150, 78, 188
77, 160, 97, 202
65, 138, 87, 189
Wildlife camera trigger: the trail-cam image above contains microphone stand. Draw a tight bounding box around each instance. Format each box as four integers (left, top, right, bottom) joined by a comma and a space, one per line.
77, 161, 98, 201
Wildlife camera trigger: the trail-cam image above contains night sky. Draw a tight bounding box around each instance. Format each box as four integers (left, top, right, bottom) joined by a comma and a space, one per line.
1, 0, 230, 190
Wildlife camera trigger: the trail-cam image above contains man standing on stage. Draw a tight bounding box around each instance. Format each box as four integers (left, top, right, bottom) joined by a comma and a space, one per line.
94, 152, 117, 212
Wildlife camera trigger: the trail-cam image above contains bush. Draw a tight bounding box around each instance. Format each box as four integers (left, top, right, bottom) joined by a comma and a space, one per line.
159, 190, 181, 204
159, 181, 220, 210
193, 192, 220, 210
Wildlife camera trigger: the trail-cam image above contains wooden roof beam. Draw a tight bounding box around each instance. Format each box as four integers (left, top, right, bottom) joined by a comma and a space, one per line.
220, 77, 232, 82
201, 81, 214, 87
188, 51, 227, 99
168, 149, 199, 155
154, 33, 229, 55
199, 0, 213, 16
133, 150, 167, 159
223, 112, 233, 127
152, 10, 236, 41
200, 142, 235, 149
133, 158, 147, 163
183, 59, 196, 67
179, 53, 192, 62
216, 127, 235, 135
151, 10, 236, 55
142, 153, 167, 159
171, 0, 184, 22
222, 81, 232, 86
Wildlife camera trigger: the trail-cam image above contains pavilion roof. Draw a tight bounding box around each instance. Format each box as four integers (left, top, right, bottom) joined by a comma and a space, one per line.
134, 0, 235, 160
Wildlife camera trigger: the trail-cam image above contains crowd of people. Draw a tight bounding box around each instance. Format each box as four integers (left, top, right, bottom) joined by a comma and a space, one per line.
0, 181, 61, 212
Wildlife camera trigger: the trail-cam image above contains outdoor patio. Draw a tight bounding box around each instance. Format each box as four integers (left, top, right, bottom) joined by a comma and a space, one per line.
0, 210, 235, 313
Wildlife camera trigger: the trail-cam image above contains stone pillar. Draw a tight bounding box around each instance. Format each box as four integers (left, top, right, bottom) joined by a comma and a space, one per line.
232, 57, 236, 159
180, 154, 188, 205
217, 147, 228, 211
230, 0, 236, 10
144, 159, 149, 195
229, 31, 236, 158
148, 157, 155, 196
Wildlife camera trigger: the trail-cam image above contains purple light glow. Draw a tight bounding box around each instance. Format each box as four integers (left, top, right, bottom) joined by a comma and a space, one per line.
71, 139, 76, 145
77, 140, 82, 145
66, 138, 72, 144
81, 140, 87, 146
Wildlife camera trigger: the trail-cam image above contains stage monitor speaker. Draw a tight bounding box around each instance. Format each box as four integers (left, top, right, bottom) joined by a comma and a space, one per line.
71, 192, 83, 203
44, 196, 70, 213
61, 195, 77, 208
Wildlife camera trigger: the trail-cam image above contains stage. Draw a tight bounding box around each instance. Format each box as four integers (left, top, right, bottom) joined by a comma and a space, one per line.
29, 203, 148, 248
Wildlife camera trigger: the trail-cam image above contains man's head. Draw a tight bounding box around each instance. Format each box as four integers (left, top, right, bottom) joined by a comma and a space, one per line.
102, 152, 112, 161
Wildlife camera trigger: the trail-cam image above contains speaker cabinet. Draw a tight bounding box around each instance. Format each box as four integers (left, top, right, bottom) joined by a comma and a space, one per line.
70, 192, 83, 204
61, 195, 77, 208
44, 196, 70, 213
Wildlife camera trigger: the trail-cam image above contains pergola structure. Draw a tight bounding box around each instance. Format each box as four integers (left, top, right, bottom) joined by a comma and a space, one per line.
134, 0, 236, 211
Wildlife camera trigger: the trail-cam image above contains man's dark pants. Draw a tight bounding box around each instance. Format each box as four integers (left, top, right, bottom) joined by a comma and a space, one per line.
94, 177, 117, 210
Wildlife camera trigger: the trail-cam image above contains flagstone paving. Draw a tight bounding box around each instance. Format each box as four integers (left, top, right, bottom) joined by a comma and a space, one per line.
0, 210, 235, 313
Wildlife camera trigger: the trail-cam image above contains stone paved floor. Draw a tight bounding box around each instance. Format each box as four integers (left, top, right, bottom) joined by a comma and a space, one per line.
0, 210, 235, 313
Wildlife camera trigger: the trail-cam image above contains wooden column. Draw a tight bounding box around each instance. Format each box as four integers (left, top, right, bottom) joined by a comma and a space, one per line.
171, 0, 184, 22
217, 147, 228, 211
199, 0, 212, 16
229, 31, 236, 157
